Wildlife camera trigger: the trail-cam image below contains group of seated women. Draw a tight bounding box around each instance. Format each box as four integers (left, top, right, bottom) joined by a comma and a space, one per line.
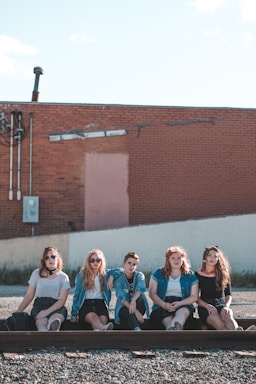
13, 244, 253, 332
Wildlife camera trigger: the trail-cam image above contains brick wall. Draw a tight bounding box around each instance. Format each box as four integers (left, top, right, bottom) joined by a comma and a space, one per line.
0, 102, 255, 239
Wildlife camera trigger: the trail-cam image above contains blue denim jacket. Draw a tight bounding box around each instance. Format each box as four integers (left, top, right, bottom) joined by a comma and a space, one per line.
114, 271, 150, 324
71, 268, 122, 317
150, 268, 198, 311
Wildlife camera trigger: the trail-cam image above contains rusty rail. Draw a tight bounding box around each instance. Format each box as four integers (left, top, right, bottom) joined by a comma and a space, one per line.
0, 318, 255, 353
0, 330, 256, 353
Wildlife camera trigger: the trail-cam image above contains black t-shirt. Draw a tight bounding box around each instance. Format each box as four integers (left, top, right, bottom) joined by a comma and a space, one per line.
195, 271, 231, 300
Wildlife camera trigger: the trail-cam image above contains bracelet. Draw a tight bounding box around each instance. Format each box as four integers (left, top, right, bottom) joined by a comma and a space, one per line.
131, 298, 136, 302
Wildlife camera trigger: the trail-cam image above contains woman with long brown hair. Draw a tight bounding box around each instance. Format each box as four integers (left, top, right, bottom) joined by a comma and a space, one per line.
195, 245, 239, 330
70, 249, 121, 331
16, 246, 70, 331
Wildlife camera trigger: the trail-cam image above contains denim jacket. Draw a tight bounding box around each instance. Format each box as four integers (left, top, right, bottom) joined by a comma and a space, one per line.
71, 268, 122, 317
150, 268, 198, 311
114, 271, 150, 324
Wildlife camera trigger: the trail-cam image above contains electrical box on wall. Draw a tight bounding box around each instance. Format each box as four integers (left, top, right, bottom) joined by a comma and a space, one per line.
23, 196, 39, 223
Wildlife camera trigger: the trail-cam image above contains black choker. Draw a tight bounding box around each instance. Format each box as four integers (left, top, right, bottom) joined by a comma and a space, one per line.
47, 268, 56, 275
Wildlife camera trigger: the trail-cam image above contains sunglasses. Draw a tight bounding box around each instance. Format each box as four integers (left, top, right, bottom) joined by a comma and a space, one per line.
45, 255, 57, 261
89, 258, 101, 264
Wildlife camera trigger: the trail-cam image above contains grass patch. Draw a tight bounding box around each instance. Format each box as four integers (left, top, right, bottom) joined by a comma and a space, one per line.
231, 271, 256, 288
0, 267, 255, 288
0, 266, 80, 287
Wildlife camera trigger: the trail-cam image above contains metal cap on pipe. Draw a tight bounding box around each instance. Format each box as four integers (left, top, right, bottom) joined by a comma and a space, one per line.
32, 66, 43, 102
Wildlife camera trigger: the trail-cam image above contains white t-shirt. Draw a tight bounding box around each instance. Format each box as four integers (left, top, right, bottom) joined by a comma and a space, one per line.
85, 274, 104, 299
28, 268, 70, 299
165, 275, 182, 297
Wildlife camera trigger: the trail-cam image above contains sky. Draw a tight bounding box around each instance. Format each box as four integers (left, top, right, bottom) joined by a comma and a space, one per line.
1, 0, 256, 108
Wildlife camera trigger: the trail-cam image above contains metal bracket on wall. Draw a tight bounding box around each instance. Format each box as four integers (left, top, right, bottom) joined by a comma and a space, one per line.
49, 129, 127, 142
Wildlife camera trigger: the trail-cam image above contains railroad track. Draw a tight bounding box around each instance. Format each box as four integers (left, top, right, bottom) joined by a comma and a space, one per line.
0, 318, 255, 353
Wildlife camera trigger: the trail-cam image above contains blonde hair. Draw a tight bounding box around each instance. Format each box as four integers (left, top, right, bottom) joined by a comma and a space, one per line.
81, 249, 106, 291
202, 246, 230, 291
162, 246, 191, 278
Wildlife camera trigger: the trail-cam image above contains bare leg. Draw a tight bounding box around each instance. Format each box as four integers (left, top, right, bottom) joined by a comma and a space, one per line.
36, 318, 48, 332
162, 314, 174, 330
85, 312, 107, 330
206, 314, 226, 330
99, 315, 108, 326
166, 307, 190, 329
220, 309, 239, 330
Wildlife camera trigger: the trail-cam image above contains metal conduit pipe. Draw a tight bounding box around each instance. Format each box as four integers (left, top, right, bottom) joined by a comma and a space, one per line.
9, 111, 15, 200
16, 111, 23, 200
29, 112, 35, 236
29, 112, 33, 196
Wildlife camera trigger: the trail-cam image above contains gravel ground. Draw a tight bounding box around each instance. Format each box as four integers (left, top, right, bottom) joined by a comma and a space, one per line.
0, 287, 256, 384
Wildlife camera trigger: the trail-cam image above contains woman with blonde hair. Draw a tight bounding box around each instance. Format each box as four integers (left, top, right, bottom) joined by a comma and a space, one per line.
70, 249, 121, 331
195, 245, 239, 330
149, 246, 198, 330
16, 246, 70, 331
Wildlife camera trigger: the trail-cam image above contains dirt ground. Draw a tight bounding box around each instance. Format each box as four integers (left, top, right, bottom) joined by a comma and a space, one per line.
0, 285, 255, 319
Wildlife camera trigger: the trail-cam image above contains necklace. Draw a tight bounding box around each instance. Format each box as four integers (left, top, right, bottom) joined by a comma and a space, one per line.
203, 268, 216, 275
47, 268, 57, 276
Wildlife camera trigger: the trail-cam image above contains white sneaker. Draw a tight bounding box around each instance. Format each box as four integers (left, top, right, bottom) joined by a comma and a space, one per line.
245, 324, 256, 331
174, 321, 183, 330
102, 322, 113, 331
134, 327, 141, 331
48, 319, 61, 331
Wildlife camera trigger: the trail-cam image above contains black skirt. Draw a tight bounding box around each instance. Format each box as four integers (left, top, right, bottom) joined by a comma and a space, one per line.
79, 299, 109, 321
31, 297, 67, 320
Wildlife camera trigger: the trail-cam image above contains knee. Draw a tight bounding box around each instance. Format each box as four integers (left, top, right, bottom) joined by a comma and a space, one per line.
221, 308, 233, 320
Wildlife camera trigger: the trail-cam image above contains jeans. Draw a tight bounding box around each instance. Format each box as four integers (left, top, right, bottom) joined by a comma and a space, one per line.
118, 296, 146, 329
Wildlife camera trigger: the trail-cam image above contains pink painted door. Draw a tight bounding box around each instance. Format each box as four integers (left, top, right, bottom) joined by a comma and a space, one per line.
85, 153, 129, 230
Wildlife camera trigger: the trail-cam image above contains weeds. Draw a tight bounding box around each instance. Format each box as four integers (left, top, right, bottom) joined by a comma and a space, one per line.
0, 267, 255, 288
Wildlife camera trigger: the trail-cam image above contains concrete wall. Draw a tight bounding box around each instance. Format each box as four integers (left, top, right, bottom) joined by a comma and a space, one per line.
1, 213, 255, 275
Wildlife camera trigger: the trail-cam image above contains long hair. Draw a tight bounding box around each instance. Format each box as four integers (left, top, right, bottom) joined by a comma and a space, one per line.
162, 246, 191, 278
202, 246, 230, 291
39, 246, 63, 277
81, 249, 106, 291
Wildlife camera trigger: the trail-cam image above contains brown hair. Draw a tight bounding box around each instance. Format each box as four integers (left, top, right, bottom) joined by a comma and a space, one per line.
39, 246, 63, 277
202, 245, 231, 291
123, 251, 140, 264
162, 246, 191, 278
81, 249, 106, 291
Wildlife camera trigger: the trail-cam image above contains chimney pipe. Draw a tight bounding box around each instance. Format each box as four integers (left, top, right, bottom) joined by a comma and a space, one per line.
32, 66, 43, 102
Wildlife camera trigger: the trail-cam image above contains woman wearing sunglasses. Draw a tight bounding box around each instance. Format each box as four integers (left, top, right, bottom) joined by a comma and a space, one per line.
16, 246, 70, 331
70, 249, 122, 331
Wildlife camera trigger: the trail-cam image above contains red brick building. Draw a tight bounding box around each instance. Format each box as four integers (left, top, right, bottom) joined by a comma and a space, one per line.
0, 101, 255, 240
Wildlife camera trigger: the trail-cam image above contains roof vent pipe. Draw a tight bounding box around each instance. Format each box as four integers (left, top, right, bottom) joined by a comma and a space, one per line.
32, 66, 43, 102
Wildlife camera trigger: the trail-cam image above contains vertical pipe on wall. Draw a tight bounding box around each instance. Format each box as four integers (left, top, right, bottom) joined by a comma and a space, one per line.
16, 111, 23, 201
29, 112, 35, 236
29, 112, 33, 196
9, 111, 15, 200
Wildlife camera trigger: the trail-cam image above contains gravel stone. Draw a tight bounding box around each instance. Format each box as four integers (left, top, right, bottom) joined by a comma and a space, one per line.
0, 287, 255, 383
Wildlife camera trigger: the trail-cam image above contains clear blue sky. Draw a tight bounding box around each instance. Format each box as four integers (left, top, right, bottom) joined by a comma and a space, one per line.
1, 0, 256, 108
